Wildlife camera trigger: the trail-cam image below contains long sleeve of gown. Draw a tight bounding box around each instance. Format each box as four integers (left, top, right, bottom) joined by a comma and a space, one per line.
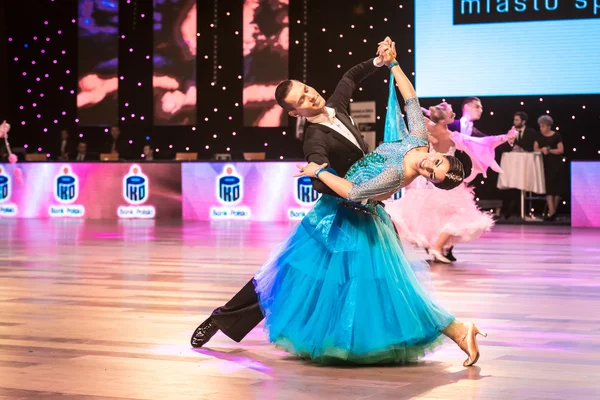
405, 97, 428, 142
347, 168, 403, 202
347, 75, 427, 202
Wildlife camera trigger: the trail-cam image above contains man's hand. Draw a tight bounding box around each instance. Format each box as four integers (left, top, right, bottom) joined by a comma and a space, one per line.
376, 37, 396, 66
375, 36, 393, 66
295, 162, 327, 178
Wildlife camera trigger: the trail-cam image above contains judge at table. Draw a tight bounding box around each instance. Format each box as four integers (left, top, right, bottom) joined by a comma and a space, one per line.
534, 115, 564, 221
512, 112, 538, 152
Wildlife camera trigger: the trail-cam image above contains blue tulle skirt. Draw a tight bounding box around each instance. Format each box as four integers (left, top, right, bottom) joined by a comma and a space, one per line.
254, 195, 455, 365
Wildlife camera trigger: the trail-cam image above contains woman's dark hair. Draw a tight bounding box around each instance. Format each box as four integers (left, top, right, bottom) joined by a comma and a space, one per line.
433, 155, 464, 190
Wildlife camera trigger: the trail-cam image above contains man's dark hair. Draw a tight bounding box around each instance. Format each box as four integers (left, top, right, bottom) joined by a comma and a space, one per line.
462, 97, 481, 111
275, 80, 294, 111
514, 111, 528, 122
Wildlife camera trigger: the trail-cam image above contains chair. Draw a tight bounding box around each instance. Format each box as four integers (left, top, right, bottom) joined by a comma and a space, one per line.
25, 154, 47, 161
243, 152, 266, 161
176, 152, 198, 161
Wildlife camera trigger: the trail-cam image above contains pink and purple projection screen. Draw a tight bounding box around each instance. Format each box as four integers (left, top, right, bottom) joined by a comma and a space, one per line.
153, 0, 197, 125
243, 0, 289, 127
181, 162, 319, 221
571, 161, 600, 228
77, 0, 119, 125
0, 163, 181, 219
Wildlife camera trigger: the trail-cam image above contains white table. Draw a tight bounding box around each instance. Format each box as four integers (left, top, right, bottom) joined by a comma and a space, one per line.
497, 152, 546, 219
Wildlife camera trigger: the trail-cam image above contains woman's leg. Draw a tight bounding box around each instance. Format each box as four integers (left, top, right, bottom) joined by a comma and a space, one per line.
429, 232, 453, 263
443, 320, 487, 367
433, 232, 451, 253
442, 320, 466, 342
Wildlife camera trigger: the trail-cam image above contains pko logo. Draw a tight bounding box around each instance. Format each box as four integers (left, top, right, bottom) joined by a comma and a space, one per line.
217, 164, 243, 205
0, 167, 10, 202
295, 176, 321, 205
0, 167, 18, 216
123, 164, 149, 205
54, 165, 79, 204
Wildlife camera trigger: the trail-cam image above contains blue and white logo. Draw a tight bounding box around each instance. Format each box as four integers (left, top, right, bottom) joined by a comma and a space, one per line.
118, 164, 155, 219
288, 176, 321, 220
210, 164, 250, 219
217, 164, 243, 205
0, 167, 10, 203
54, 165, 79, 204
294, 176, 321, 205
49, 165, 84, 217
0, 166, 17, 217
123, 164, 149, 205
0, 166, 18, 217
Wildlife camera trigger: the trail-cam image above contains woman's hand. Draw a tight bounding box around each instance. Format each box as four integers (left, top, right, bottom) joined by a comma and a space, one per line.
541, 147, 549, 155
295, 162, 327, 178
376, 37, 392, 55
0, 120, 10, 138
378, 44, 396, 67
506, 127, 518, 146
377, 37, 396, 66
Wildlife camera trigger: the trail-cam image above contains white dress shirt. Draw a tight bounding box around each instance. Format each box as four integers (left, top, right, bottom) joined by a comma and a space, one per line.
460, 117, 473, 137
307, 107, 363, 151
304, 58, 382, 152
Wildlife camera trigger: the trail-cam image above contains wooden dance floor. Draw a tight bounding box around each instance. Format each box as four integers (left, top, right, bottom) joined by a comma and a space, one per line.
0, 219, 599, 400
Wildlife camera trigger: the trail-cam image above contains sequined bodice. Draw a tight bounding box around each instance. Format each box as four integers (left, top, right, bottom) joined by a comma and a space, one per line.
343, 96, 429, 202
345, 135, 427, 185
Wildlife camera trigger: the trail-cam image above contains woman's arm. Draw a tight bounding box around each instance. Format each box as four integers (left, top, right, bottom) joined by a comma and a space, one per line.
385, 51, 427, 140
387, 47, 417, 101
297, 163, 402, 202
549, 142, 564, 155
533, 141, 541, 152
317, 169, 401, 202
311, 170, 353, 199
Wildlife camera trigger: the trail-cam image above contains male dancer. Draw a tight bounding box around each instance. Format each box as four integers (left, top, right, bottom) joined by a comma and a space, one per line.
191, 41, 393, 348
442, 97, 486, 262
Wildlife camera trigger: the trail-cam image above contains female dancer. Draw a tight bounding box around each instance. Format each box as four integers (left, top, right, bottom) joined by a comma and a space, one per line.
385, 103, 516, 263
255, 43, 486, 367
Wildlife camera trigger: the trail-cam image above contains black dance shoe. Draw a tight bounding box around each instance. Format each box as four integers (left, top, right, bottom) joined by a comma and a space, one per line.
544, 213, 557, 222
445, 247, 457, 262
191, 318, 219, 348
